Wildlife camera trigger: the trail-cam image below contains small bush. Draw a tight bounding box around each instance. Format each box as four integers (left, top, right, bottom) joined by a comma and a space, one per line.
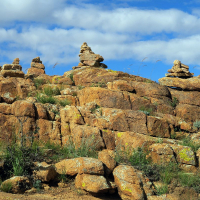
3, 144, 43, 179
0, 181, 12, 193
170, 97, 179, 108
69, 73, 74, 83
90, 105, 101, 113
36, 93, 57, 104
193, 120, 200, 131
43, 86, 61, 96
155, 184, 168, 196
180, 136, 200, 152
33, 179, 42, 190
139, 106, 153, 116
178, 172, 200, 193
33, 78, 45, 89
58, 99, 71, 107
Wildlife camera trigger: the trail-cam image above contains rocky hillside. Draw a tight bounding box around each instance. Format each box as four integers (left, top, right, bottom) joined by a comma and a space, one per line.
0, 43, 200, 200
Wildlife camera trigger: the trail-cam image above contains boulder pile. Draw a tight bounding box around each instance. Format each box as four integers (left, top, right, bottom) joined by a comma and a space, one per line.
166, 60, 194, 78
27, 56, 45, 77
73, 42, 107, 69
0, 58, 24, 78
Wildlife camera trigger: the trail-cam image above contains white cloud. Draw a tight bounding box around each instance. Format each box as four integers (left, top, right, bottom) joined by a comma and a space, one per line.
1, 1, 200, 69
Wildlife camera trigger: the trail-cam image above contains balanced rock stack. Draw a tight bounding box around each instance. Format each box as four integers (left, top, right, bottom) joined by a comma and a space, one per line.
166, 60, 194, 78
27, 57, 45, 77
73, 42, 107, 69
0, 58, 24, 78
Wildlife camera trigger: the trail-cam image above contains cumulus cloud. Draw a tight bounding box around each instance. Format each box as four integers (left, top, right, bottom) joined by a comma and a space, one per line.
0, 0, 200, 69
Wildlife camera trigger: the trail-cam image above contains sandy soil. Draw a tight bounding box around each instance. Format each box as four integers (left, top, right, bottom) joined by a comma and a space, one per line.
0, 183, 121, 200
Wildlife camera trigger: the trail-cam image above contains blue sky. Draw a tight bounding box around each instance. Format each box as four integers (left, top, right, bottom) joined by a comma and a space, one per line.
1, 0, 200, 81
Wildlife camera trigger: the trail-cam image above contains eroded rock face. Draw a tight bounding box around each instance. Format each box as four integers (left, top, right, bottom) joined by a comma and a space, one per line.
27, 57, 45, 77
166, 60, 194, 77
73, 42, 107, 69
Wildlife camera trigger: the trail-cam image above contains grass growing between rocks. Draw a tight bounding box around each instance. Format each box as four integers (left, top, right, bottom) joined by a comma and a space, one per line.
179, 136, 200, 152
36, 86, 71, 106
114, 145, 200, 194
43, 135, 98, 162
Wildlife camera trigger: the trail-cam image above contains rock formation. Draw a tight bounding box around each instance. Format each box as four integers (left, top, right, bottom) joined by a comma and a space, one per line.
0, 45, 200, 199
166, 60, 194, 77
27, 56, 45, 77
73, 42, 107, 69
0, 58, 24, 78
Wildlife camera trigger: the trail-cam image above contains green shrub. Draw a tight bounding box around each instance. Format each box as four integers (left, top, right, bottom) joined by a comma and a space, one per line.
36, 93, 57, 104
180, 136, 200, 152
33, 78, 45, 89
170, 97, 179, 108
193, 120, 200, 131
0, 181, 12, 193
90, 105, 101, 113
69, 73, 74, 82
33, 179, 42, 190
43, 86, 61, 96
139, 106, 153, 116
3, 144, 43, 178
58, 99, 71, 107
178, 172, 200, 193
155, 184, 168, 196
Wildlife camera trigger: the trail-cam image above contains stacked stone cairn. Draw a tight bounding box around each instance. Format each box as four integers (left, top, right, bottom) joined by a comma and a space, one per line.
166, 60, 194, 78
73, 42, 107, 69
0, 58, 24, 78
27, 57, 45, 77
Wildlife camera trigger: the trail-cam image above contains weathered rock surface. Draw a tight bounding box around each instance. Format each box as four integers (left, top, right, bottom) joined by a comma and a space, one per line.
113, 165, 145, 200
75, 174, 114, 193
55, 157, 104, 176
159, 77, 200, 91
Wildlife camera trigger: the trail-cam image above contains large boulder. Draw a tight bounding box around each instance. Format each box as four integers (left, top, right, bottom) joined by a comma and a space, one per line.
55, 157, 104, 176
159, 77, 200, 91
113, 165, 145, 200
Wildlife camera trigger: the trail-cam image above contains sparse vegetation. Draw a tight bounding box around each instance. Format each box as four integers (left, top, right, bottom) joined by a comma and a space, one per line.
139, 106, 153, 116
170, 97, 179, 108
90, 104, 101, 113
193, 120, 200, 131
36, 93, 57, 104
0, 181, 12, 193
33, 78, 45, 89
179, 136, 200, 152
58, 99, 71, 107
43, 86, 61, 96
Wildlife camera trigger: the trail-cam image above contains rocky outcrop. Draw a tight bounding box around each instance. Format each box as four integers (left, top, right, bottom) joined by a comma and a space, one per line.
0, 44, 200, 199
73, 42, 107, 69
166, 60, 194, 77
27, 57, 45, 77
0, 58, 24, 78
